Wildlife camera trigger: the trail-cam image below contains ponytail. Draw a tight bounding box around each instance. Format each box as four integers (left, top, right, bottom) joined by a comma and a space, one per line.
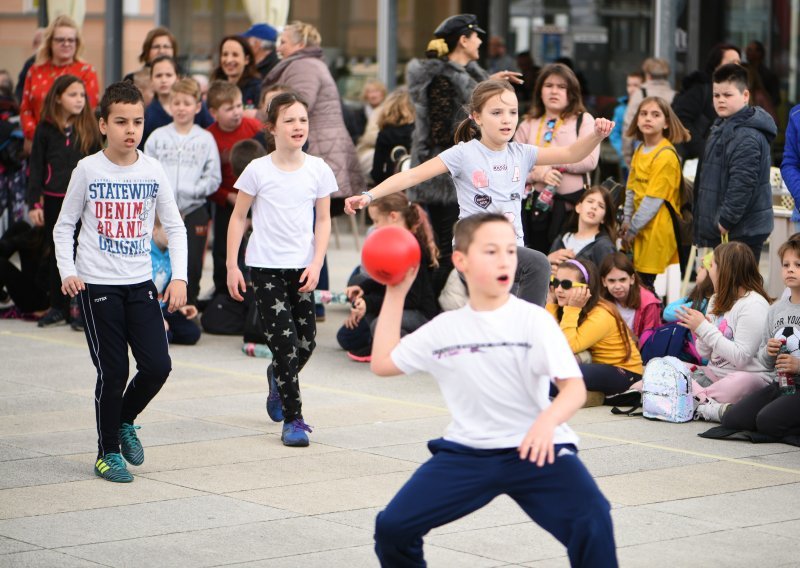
453, 116, 479, 144
369, 193, 439, 268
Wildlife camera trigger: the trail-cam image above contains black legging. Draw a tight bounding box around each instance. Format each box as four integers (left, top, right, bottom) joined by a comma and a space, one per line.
722, 382, 800, 442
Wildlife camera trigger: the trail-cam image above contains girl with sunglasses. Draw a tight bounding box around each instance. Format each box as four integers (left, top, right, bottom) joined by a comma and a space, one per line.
546, 258, 643, 402
514, 63, 599, 253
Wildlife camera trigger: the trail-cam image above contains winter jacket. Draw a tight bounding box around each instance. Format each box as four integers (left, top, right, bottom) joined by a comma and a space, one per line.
27, 120, 101, 205
371, 123, 414, 185
671, 71, 716, 160
405, 58, 488, 205
263, 47, 364, 198
781, 104, 800, 222
694, 106, 777, 247
632, 285, 662, 347
144, 123, 222, 216
548, 232, 617, 270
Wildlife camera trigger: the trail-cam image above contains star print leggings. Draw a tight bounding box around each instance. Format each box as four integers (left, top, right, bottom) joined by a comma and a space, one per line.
251, 268, 316, 422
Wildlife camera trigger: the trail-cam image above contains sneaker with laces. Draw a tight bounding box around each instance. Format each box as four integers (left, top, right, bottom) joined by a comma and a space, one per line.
37, 308, 67, 328
119, 422, 144, 465
94, 452, 134, 482
266, 363, 283, 422
694, 398, 728, 423
281, 418, 312, 447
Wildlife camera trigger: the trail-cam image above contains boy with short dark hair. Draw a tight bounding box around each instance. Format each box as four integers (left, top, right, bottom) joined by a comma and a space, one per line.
145, 77, 221, 306
53, 81, 188, 483
206, 81, 263, 297
694, 63, 777, 262
370, 213, 617, 567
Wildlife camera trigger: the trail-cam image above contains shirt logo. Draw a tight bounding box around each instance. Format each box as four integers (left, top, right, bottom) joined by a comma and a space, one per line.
512, 166, 520, 182
471, 170, 489, 189
474, 194, 492, 209
492, 164, 507, 172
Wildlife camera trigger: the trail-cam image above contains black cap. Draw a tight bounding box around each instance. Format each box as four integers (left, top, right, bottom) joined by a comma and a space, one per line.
434, 14, 486, 39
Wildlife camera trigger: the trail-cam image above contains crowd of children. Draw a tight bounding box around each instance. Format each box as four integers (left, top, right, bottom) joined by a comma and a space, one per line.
2, 14, 800, 566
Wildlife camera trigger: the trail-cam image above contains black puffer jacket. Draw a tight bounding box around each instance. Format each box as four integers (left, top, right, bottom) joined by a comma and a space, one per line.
694, 106, 777, 246
672, 71, 716, 161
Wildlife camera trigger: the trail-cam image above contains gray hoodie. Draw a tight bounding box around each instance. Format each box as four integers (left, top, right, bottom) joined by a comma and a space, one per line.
694, 105, 777, 246
144, 123, 221, 216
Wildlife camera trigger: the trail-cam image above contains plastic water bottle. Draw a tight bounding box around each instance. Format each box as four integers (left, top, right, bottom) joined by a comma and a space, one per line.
689, 365, 713, 388
314, 290, 350, 305
242, 343, 273, 359
778, 341, 797, 396
534, 184, 557, 213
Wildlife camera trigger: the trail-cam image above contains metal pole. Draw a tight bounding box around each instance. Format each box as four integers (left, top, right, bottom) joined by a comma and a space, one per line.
38, 0, 48, 28
377, 0, 397, 91
105, 0, 123, 86
652, 0, 676, 86
686, 0, 700, 75
156, 0, 170, 29
790, 0, 799, 103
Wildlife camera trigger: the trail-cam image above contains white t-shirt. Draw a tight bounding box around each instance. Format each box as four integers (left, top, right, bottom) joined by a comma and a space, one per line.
562, 233, 596, 255
617, 303, 636, 332
234, 154, 337, 268
391, 296, 581, 449
438, 140, 538, 245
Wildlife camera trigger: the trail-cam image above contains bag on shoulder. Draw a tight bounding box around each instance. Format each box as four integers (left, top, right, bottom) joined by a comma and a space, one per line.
641, 356, 695, 423
639, 322, 701, 365
653, 146, 693, 266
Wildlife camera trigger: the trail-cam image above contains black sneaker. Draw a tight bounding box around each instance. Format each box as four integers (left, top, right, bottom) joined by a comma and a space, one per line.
37, 308, 67, 328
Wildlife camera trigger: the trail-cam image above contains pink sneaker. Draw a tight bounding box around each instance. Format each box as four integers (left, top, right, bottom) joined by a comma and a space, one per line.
347, 352, 371, 363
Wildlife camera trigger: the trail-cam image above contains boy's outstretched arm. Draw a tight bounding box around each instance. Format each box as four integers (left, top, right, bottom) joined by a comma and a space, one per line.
518, 376, 585, 467
536, 117, 613, 166
370, 267, 418, 376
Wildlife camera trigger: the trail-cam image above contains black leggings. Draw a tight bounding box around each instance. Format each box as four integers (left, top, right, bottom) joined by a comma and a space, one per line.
251, 268, 316, 422
722, 382, 800, 442
579, 363, 641, 395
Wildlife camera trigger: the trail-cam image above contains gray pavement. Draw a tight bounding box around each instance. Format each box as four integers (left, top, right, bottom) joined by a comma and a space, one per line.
1, 235, 800, 567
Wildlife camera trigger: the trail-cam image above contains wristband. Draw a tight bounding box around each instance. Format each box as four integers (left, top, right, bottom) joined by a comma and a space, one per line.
33, 203, 43, 210
361, 191, 374, 205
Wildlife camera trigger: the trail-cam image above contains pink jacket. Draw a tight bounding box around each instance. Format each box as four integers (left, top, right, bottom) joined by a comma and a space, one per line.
514, 112, 599, 196
634, 286, 662, 347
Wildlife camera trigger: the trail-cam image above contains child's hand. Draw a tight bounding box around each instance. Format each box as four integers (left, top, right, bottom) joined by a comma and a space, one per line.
28, 208, 44, 227
344, 298, 367, 329
566, 286, 590, 308
621, 230, 635, 248
179, 304, 198, 319
345, 285, 364, 301
676, 306, 706, 331
227, 267, 247, 302
61, 276, 85, 297
299, 262, 322, 292
542, 168, 563, 187
593, 117, 614, 139
547, 248, 574, 266
766, 338, 783, 357
718, 223, 728, 236
776, 354, 800, 374
344, 194, 370, 214
546, 282, 557, 305
163, 280, 187, 313
518, 414, 557, 466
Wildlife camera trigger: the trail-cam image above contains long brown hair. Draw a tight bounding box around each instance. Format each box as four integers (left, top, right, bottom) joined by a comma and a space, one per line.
625, 96, 691, 144
37, 15, 84, 65
369, 193, 439, 268
40, 75, 101, 155
525, 63, 586, 120
561, 185, 617, 242
711, 242, 772, 315
211, 36, 260, 85
599, 252, 642, 309
554, 259, 633, 361
453, 79, 516, 144
138, 27, 178, 64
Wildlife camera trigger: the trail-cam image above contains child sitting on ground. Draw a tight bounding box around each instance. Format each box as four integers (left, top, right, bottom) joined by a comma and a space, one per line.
600, 252, 661, 347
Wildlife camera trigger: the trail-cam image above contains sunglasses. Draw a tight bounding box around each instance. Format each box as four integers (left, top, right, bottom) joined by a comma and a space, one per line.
543, 118, 557, 143
550, 277, 587, 290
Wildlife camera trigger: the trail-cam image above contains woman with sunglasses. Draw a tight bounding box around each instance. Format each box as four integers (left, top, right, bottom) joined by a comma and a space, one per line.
546, 258, 643, 404
515, 63, 599, 253
19, 15, 99, 154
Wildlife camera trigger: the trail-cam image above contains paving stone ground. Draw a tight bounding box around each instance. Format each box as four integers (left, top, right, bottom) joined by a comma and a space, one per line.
1, 236, 798, 567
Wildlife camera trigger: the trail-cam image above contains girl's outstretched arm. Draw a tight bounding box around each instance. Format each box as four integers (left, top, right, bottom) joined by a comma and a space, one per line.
536, 117, 614, 167
226, 192, 254, 302
344, 156, 449, 214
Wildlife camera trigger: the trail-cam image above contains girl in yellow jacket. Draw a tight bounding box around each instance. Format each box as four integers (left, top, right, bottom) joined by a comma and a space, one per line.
547, 259, 643, 400
620, 96, 690, 290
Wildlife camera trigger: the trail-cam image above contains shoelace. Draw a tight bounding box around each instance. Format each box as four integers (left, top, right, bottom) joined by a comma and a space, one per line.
103, 453, 127, 468
290, 419, 313, 433
120, 424, 141, 443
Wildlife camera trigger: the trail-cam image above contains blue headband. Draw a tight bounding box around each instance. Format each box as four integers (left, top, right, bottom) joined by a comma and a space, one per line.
566, 259, 589, 284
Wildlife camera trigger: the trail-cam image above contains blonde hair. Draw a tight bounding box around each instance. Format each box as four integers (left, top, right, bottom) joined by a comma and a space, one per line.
377, 87, 414, 129
37, 15, 84, 65
171, 77, 201, 101
361, 78, 387, 102
284, 21, 321, 48
642, 57, 670, 79
207, 80, 241, 110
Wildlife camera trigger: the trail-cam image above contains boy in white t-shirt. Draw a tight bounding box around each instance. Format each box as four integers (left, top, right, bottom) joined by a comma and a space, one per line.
370, 213, 617, 567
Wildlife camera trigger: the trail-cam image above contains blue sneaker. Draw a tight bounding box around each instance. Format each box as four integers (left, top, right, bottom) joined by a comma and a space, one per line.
266, 364, 283, 422
94, 452, 133, 483
281, 419, 312, 447
119, 422, 144, 465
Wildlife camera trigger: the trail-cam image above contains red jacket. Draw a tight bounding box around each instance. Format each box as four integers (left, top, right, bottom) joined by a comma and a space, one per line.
634, 286, 662, 347
20, 60, 100, 140
207, 117, 263, 207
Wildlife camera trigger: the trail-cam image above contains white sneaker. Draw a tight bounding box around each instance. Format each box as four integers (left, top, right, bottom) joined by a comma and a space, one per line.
694, 398, 728, 422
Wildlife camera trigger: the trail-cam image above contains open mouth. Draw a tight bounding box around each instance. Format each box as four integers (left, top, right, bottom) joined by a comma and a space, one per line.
498, 275, 510, 283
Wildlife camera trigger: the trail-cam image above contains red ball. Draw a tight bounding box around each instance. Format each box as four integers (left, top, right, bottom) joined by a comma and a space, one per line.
361, 226, 421, 285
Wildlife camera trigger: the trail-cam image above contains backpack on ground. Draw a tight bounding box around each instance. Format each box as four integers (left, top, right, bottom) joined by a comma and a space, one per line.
639, 322, 701, 366
641, 356, 695, 423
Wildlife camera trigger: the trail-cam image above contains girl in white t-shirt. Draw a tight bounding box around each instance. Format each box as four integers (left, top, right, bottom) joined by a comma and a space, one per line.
227, 91, 337, 448
344, 79, 613, 307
